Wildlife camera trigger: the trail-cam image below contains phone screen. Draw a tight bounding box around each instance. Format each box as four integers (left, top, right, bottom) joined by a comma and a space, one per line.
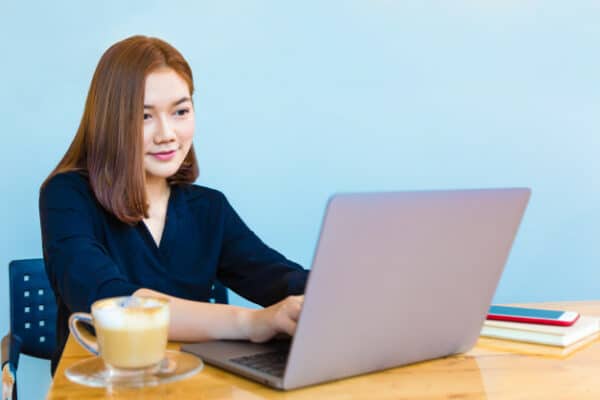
489, 305, 564, 319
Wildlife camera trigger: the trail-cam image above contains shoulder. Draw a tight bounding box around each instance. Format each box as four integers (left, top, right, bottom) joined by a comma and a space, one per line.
40, 170, 95, 205
43, 170, 89, 189
176, 183, 229, 210
179, 183, 225, 201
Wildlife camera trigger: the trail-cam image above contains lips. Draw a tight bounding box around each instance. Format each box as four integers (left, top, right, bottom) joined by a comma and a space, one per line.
149, 149, 177, 161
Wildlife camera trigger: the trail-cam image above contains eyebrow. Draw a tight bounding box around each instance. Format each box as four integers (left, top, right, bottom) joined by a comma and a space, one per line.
144, 96, 191, 109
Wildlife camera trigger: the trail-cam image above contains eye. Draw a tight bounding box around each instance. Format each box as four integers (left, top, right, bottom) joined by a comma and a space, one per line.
143, 113, 152, 121
174, 108, 190, 117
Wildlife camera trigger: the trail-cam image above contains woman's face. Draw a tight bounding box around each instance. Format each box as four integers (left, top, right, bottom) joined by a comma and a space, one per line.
142, 67, 195, 183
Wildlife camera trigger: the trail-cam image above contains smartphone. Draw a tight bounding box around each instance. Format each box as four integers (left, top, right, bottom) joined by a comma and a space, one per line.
487, 305, 580, 326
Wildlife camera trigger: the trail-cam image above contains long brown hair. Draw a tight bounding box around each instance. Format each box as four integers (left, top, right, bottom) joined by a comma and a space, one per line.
43, 35, 198, 224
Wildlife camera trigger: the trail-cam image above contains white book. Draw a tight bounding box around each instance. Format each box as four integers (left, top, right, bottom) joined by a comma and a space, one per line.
480, 316, 600, 347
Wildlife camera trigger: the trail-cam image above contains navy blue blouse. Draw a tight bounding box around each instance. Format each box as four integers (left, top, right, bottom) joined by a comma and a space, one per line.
39, 171, 309, 371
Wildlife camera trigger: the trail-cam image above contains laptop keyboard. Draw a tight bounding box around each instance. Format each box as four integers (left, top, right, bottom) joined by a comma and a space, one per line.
229, 350, 289, 377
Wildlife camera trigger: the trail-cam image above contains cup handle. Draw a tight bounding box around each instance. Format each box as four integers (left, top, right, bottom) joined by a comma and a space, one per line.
68, 312, 99, 356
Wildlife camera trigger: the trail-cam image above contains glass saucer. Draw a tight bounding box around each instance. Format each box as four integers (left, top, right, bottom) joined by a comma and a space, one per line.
65, 350, 203, 388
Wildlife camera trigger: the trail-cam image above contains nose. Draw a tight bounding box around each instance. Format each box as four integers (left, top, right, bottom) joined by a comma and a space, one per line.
154, 114, 177, 144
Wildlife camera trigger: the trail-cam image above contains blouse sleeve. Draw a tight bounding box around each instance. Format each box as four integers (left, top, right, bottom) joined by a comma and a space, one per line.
216, 194, 309, 307
39, 174, 141, 313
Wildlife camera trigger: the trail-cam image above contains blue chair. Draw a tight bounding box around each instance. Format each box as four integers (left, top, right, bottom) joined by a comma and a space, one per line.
1, 259, 57, 400
209, 281, 229, 305
1, 257, 229, 399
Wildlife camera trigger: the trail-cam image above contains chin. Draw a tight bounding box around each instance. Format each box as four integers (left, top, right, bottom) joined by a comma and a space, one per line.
145, 165, 183, 180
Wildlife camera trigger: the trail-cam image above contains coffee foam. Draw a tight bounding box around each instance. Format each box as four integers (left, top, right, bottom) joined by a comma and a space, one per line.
93, 297, 169, 330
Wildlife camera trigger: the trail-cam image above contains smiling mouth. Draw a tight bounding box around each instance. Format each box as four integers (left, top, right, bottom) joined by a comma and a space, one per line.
149, 149, 177, 160
149, 149, 177, 155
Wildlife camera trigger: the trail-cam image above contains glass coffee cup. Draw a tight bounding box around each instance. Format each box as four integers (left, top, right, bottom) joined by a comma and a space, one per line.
69, 296, 170, 377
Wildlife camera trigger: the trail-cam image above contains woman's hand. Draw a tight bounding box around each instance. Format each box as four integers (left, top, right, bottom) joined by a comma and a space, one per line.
244, 295, 305, 343
134, 288, 305, 343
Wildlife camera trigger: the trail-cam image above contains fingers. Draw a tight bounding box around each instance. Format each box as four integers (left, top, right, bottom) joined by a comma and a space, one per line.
289, 295, 304, 312
278, 316, 297, 336
249, 295, 305, 342
286, 296, 303, 321
274, 296, 304, 336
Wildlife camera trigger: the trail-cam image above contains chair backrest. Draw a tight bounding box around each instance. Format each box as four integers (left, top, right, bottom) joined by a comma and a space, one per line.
8, 259, 57, 360
210, 281, 229, 304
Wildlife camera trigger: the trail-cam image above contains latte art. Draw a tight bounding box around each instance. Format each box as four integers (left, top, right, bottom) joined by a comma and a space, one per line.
92, 296, 170, 369
93, 297, 169, 331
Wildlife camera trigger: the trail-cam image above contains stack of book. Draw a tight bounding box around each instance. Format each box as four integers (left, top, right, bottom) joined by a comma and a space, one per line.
481, 316, 600, 347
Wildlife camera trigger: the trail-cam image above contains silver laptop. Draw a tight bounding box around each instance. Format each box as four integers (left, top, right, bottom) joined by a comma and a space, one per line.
182, 188, 530, 390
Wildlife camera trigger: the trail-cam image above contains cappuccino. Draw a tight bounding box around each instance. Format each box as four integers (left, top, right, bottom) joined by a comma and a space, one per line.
69, 296, 170, 371
93, 297, 169, 369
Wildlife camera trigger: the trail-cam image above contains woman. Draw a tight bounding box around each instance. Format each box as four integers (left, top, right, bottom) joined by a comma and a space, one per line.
39, 35, 309, 372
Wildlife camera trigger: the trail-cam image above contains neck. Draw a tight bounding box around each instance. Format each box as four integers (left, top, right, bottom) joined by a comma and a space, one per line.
145, 176, 170, 203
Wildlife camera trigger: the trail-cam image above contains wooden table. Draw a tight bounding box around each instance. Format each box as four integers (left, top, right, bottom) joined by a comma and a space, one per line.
47, 301, 600, 399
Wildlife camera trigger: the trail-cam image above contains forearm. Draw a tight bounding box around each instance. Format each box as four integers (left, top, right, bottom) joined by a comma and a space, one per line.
133, 288, 253, 342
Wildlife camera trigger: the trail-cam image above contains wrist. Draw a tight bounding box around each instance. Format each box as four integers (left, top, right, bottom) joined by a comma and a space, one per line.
235, 307, 256, 340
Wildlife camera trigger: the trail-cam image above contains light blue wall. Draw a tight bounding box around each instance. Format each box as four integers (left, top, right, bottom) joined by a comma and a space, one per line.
1, 1, 599, 398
